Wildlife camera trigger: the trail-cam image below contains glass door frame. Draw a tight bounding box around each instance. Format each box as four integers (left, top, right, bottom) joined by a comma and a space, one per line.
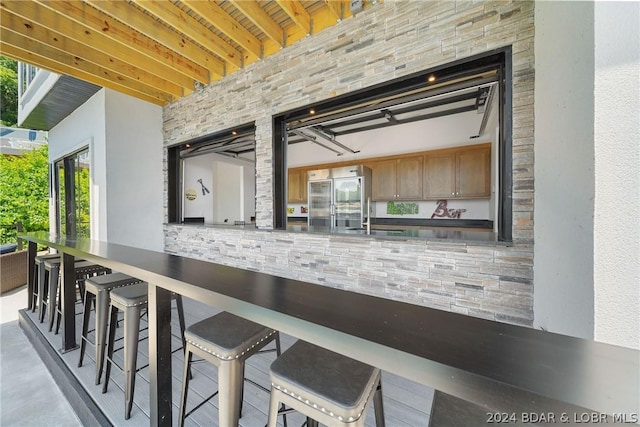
54, 146, 91, 239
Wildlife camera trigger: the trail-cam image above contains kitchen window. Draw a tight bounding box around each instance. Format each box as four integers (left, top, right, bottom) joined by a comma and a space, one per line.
273, 48, 512, 242
167, 124, 256, 225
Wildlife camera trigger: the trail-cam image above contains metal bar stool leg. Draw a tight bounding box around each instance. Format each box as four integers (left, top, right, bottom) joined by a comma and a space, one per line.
177, 344, 194, 427
31, 259, 41, 313
77, 289, 93, 368
123, 304, 142, 420
102, 305, 118, 395
38, 266, 48, 321
175, 294, 187, 351
48, 265, 60, 331
373, 381, 385, 427
94, 287, 111, 384
218, 359, 244, 427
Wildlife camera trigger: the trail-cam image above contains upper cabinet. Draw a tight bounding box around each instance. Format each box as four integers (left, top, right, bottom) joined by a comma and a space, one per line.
287, 168, 308, 203
371, 156, 423, 201
456, 145, 491, 198
423, 152, 456, 199
424, 144, 491, 199
289, 143, 491, 203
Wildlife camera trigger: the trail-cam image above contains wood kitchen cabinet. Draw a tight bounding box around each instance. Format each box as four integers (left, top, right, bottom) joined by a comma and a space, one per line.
287, 168, 308, 203
371, 156, 423, 200
424, 144, 491, 199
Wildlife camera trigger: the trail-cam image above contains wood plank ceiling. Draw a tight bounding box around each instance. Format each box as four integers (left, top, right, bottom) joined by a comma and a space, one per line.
0, 1, 372, 106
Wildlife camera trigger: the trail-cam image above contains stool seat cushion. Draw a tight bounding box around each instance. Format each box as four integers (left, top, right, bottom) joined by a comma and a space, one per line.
85, 273, 141, 293
185, 312, 276, 361
270, 340, 379, 423
109, 282, 148, 307
35, 253, 60, 262
43, 258, 88, 268
74, 261, 109, 275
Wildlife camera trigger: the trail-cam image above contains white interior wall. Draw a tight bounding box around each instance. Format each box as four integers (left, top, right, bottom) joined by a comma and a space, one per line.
242, 160, 256, 222
104, 90, 164, 251
183, 152, 256, 223
593, 2, 640, 349
212, 161, 242, 223
183, 155, 215, 223
47, 90, 107, 241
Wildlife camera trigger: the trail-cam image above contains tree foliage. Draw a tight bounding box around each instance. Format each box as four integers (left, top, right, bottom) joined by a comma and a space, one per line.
0, 56, 18, 126
0, 145, 50, 243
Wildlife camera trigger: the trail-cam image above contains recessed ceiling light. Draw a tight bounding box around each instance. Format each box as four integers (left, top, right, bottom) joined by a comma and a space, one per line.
427, 75, 436, 83
232, 131, 237, 135
309, 109, 316, 115
185, 144, 191, 148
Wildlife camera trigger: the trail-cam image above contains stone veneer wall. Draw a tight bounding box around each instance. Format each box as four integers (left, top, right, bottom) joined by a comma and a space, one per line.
163, 1, 535, 326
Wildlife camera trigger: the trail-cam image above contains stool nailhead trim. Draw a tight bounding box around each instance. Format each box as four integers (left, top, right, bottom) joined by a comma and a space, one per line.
114, 300, 148, 308
270, 373, 377, 423
92, 279, 144, 293
187, 330, 277, 360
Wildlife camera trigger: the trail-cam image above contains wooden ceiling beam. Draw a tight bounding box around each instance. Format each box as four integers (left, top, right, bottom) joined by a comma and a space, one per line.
85, 0, 224, 80
33, 0, 207, 85
2, 0, 196, 91
324, 1, 343, 21
0, 8, 183, 99
182, 0, 262, 60
276, 0, 312, 35
0, 38, 168, 105
228, 0, 284, 47
131, 0, 243, 71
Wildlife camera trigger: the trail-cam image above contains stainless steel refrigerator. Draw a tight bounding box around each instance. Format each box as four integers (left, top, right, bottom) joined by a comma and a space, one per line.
307, 165, 372, 230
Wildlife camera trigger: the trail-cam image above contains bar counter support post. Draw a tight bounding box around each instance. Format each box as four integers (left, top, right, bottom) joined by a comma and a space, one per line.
60, 252, 77, 351
26, 241, 36, 310
149, 284, 173, 427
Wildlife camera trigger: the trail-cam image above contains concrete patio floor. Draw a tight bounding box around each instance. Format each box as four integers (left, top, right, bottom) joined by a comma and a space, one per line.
0, 285, 82, 426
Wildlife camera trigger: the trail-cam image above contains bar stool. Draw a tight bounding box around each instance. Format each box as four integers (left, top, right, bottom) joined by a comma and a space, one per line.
52, 260, 111, 334
178, 312, 281, 427
43, 258, 109, 331
78, 272, 144, 385
267, 340, 385, 427
102, 282, 187, 420
30, 253, 59, 320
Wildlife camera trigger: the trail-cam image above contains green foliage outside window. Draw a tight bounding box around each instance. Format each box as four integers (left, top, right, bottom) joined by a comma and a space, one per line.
0, 56, 18, 127
0, 145, 50, 243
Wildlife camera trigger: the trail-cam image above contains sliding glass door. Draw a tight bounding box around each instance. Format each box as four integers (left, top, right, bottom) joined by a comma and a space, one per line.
55, 148, 90, 238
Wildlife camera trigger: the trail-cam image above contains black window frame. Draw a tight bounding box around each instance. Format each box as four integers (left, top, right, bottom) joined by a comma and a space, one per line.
53, 146, 91, 239
167, 123, 257, 224
272, 47, 513, 242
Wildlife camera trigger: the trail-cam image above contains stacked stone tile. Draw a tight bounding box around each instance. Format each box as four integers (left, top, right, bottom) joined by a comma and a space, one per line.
163, 1, 536, 327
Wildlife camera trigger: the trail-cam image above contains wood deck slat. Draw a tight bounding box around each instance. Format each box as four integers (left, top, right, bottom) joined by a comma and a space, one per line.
26, 296, 432, 426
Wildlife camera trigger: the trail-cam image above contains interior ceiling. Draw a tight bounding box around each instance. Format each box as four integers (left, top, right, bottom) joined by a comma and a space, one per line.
178, 71, 499, 159
287, 71, 499, 154
0, 0, 371, 106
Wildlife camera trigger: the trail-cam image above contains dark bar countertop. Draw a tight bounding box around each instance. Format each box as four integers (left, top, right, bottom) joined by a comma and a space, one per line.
21, 232, 639, 423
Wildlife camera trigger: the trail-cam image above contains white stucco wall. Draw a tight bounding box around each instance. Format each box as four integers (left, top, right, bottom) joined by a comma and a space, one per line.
104, 90, 164, 251
534, 2, 595, 339
48, 90, 107, 241
48, 89, 164, 251
535, 2, 640, 349
593, 2, 640, 349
